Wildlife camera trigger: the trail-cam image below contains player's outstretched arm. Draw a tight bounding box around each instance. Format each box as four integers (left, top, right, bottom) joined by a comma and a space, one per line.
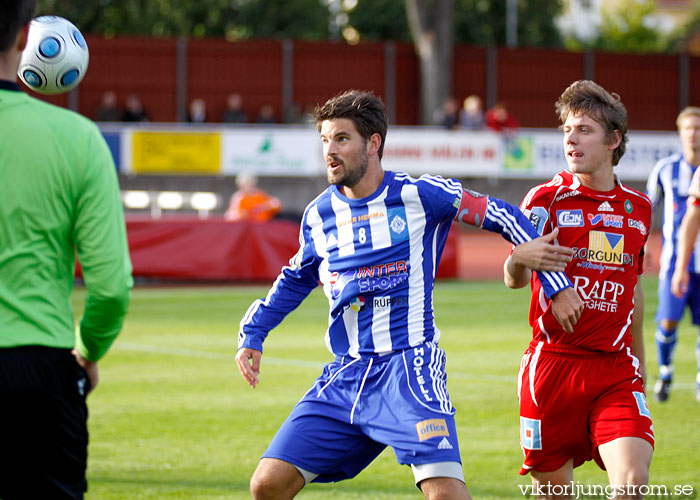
672, 203, 700, 297
236, 347, 262, 388
455, 189, 573, 298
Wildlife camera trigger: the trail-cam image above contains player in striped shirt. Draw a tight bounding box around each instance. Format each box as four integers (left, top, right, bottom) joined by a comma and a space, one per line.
647, 107, 700, 403
505, 80, 653, 498
235, 90, 581, 500
670, 143, 700, 404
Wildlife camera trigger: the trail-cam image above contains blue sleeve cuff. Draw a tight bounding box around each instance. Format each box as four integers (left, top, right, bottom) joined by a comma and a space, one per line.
536, 270, 573, 299
238, 330, 265, 353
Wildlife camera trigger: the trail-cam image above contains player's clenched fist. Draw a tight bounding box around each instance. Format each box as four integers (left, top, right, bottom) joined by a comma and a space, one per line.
551, 284, 584, 333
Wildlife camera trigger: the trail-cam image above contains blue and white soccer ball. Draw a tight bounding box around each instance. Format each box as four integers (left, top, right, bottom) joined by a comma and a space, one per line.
18, 16, 89, 95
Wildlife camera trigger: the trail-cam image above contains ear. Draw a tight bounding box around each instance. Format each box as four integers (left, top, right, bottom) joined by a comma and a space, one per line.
367, 132, 382, 157
17, 23, 30, 52
607, 129, 622, 151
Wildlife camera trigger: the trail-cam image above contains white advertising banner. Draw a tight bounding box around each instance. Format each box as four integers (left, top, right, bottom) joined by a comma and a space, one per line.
381, 128, 502, 176
500, 130, 681, 181
113, 125, 681, 180
221, 127, 323, 176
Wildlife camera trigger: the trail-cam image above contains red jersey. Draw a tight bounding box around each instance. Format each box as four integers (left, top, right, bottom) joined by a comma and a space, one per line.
519, 171, 652, 352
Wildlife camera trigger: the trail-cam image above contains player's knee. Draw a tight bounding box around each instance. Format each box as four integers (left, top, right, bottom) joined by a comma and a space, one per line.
250, 460, 302, 500
419, 477, 471, 500
659, 319, 678, 331
608, 462, 649, 499
249, 468, 282, 500
616, 463, 649, 487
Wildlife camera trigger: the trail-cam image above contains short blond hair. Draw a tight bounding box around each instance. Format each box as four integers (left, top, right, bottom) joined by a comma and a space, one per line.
676, 107, 700, 128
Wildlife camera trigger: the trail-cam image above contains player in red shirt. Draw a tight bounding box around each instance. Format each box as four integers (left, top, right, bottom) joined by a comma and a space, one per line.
504, 80, 654, 498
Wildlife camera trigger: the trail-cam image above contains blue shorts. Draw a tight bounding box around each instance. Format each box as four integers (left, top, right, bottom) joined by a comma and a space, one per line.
655, 270, 700, 325
262, 342, 461, 483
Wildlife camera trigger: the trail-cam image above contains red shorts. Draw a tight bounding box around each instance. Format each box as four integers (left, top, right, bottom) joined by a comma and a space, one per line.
517, 341, 654, 475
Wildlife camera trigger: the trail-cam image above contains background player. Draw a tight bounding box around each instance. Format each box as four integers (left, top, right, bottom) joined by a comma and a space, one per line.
224, 171, 282, 222
235, 89, 580, 500
0, 2, 133, 498
647, 106, 700, 402
505, 80, 653, 498
670, 162, 700, 404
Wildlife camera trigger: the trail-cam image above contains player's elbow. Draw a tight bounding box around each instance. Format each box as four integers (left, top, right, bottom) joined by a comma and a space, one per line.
89, 287, 131, 317
503, 260, 529, 289
86, 274, 133, 315
504, 274, 528, 289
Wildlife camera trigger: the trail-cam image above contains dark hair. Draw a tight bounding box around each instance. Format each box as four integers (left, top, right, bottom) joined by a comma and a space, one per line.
313, 90, 388, 159
0, 0, 36, 52
556, 80, 628, 166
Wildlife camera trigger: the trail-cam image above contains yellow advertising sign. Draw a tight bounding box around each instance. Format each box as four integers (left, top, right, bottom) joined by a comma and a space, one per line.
588, 230, 626, 265
131, 131, 221, 173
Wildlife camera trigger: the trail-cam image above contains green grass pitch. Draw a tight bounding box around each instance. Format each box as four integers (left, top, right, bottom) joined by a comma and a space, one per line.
72, 277, 700, 499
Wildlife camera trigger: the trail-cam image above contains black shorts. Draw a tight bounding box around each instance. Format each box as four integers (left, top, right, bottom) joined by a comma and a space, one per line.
0, 346, 91, 500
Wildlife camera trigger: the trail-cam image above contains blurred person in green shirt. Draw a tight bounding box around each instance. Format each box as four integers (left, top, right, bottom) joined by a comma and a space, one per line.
0, 2, 133, 499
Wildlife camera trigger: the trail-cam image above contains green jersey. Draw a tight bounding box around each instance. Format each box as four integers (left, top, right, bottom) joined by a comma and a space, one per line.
0, 83, 132, 361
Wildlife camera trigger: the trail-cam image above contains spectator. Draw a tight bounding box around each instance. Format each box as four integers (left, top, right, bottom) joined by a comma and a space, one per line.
224, 171, 282, 222
222, 92, 248, 123
255, 103, 277, 124
434, 96, 459, 130
186, 98, 207, 123
93, 90, 121, 122
285, 101, 309, 124
121, 94, 148, 122
485, 102, 518, 132
459, 94, 485, 130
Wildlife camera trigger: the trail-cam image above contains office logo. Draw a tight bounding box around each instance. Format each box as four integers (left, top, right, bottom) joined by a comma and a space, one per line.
416, 418, 449, 442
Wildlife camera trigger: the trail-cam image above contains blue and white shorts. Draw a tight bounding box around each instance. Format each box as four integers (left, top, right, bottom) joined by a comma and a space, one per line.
262, 342, 463, 484
656, 269, 700, 325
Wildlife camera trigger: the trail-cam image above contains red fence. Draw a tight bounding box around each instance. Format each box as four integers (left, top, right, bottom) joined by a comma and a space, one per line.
28, 36, 700, 130
111, 217, 457, 282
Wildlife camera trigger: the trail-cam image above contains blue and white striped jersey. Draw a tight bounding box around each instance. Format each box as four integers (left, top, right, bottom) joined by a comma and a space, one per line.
646, 153, 700, 274
239, 171, 570, 358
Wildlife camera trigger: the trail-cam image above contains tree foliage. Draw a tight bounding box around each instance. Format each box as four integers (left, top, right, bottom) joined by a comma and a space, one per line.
665, 5, 700, 55
37, 0, 563, 48
347, 1, 411, 42
35, 0, 331, 39
564, 0, 667, 53
452, 0, 563, 47
349, 0, 563, 47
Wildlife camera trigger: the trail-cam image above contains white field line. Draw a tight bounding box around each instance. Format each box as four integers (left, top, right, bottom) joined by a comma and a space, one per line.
115, 342, 698, 388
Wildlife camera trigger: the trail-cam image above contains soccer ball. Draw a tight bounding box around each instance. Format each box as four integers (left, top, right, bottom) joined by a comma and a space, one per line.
18, 16, 89, 95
